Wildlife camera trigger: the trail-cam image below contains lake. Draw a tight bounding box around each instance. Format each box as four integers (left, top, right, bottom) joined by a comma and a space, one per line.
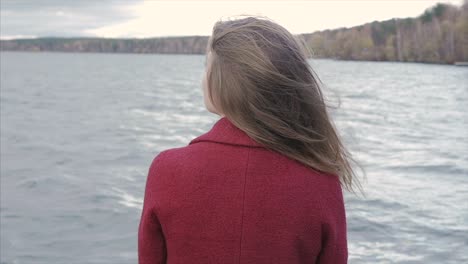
1, 51, 467, 263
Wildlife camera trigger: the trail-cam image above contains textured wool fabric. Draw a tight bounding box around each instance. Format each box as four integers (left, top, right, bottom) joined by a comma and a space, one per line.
138, 116, 348, 264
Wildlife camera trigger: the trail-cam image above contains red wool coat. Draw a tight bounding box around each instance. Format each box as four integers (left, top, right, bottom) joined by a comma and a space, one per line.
138, 116, 348, 264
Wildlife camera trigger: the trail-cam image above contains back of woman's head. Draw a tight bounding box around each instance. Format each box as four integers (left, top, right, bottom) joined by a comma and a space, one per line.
205, 15, 363, 194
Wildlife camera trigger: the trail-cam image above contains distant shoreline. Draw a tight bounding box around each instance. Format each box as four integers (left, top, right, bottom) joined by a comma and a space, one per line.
1, 2, 467, 65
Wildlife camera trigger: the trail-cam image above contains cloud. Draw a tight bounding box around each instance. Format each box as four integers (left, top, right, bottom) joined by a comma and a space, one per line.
0, 0, 142, 39
1, 0, 464, 39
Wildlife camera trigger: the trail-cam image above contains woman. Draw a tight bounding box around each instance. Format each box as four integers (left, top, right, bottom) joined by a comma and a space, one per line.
139, 16, 362, 264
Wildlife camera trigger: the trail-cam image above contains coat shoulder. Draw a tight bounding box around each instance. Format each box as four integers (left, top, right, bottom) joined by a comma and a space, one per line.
150, 145, 190, 170
149, 142, 217, 172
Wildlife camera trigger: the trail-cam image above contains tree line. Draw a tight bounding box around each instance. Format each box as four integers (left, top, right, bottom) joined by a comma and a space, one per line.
302, 2, 468, 64
1, 2, 467, 64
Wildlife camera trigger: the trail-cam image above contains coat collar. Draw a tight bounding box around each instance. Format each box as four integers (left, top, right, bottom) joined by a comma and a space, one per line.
189, 117, 264, 148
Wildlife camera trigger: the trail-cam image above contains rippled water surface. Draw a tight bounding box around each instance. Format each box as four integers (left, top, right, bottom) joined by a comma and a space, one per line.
1, 52, 467, 263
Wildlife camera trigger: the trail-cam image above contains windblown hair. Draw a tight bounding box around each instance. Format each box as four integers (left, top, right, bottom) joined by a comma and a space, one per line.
206, 16, 364, 194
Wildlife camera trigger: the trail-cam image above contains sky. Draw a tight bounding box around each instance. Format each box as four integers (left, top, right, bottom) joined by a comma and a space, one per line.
0, 0, 464, 40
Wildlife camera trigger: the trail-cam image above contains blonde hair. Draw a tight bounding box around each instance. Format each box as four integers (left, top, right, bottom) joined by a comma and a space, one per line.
206, 15, 364, 194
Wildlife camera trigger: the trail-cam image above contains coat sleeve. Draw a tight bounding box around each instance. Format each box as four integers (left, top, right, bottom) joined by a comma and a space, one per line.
316, 180, 348, 263
138, 152, 168, 264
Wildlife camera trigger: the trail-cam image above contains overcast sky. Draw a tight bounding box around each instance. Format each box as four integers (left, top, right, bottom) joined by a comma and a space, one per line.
0, 0, 464, 39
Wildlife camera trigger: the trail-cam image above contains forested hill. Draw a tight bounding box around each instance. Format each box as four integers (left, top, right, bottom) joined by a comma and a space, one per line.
302, 2, 468, 64
1, 2, 467, 64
